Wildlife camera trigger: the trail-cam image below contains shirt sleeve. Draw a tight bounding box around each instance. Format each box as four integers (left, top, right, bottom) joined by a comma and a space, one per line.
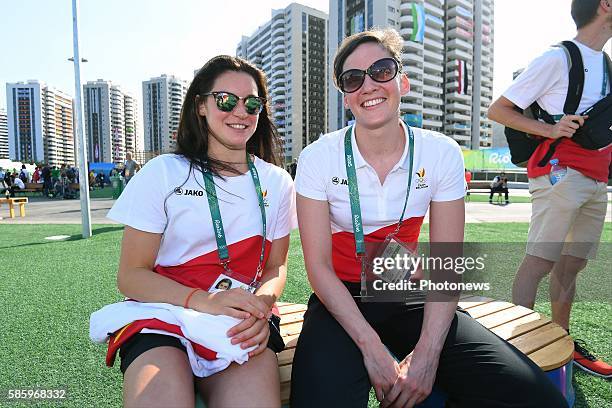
273, 172, 298, 239
294, 143, 328, 201
503, 48, 566, 110
107, 156, 169, 233
431, 136, 466, 202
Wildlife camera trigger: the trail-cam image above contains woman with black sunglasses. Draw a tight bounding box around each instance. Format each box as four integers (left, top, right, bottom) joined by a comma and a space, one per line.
96, 55, 296, 407
290, 29, 567, 407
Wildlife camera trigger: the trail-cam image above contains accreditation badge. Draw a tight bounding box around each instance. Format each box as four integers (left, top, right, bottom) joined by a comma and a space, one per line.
374, 234, 418, 284
209, 271, 261, 294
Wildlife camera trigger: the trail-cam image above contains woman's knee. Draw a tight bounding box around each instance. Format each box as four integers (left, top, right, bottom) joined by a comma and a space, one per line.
123, 346, 194, 408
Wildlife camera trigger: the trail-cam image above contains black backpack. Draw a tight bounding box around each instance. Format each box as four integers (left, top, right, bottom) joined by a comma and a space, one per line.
505, 41, 612, 167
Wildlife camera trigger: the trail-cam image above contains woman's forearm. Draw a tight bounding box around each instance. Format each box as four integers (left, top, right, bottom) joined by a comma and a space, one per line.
117, 266, 210, 309
310, 265, 381, 351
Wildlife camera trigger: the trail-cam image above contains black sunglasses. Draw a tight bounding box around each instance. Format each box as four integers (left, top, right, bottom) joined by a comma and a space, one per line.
201, 91, 265, 115
338, 57, 401, 93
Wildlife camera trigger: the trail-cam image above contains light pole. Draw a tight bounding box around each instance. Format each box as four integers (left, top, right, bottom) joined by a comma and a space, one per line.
71, 0, 92, 238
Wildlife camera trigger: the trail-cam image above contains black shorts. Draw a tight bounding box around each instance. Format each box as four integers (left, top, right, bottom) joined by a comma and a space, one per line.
119, 314, 285, 374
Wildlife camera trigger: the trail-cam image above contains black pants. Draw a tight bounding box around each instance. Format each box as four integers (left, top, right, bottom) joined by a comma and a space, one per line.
489, 186, 509, 201
290, 286, 567, 408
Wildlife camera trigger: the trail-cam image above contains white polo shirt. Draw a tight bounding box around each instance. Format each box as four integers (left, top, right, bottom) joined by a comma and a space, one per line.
108, 154, 297, 290
295, 122, 465, 282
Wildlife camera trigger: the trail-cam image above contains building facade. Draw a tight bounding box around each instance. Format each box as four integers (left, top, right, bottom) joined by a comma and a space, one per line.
6, 81, 75, 166
142, 75, 187, 156
329, 0, 494, 149
0, 108, 8, 159
237, 3, 328, 162
83, 80, 137, 164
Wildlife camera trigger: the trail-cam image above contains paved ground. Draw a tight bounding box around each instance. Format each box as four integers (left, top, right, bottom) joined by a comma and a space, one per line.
2, 190, 610, 225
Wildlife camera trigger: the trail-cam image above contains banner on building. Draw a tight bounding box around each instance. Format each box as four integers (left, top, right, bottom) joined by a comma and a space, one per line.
462, 148, 520, 170
350, 13, 365, 35
411, 4, 425, 43
457, 60, 469, 95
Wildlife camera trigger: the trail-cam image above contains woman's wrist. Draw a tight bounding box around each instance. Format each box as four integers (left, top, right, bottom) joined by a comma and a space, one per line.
190, 290, 212, 313
356, 328, 383, 355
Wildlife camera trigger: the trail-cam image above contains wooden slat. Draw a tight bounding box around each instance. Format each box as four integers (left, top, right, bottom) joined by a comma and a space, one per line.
467, 301, 514, 319
279, 364, 292, 383
279, 310, 306, 325
490, 313, 550, 340
280, 321, 304, 337
528, 335, 575, 371
277, 304, 307, 314
509, 323, 568, 355
476, 305, 535, 329
277, 348, 296, 367
458, 296, 494, 310
280, 382, 291, 404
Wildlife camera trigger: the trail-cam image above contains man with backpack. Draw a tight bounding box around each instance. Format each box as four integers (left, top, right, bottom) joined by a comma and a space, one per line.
488, 0, 611, 378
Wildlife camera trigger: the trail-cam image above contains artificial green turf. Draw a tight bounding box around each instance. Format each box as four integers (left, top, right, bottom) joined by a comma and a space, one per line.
466, 193, 532, 203
0, 223, 609, 407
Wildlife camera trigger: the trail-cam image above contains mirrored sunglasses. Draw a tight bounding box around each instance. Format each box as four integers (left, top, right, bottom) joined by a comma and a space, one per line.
201, 91, 265, 115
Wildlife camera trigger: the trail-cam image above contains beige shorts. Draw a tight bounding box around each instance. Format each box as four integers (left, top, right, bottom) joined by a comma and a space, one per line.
526, 167, 609, 262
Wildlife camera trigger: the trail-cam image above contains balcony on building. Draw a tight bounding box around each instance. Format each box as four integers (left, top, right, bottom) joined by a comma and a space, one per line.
422, 72, 443, 85
400, 102, 422, 112
423, 61, 443, 74
423, 95, 443, 106
424, 2, 444, 18
423, 106, 444, 117
272, 43, 285, 55
447, 0, 473, 12
404, 64, 423, 77
402, 52, 423, 66
401, 36, 424, 52
271, 60, 285, 71
446, 48, 472, 61
424, 38, 444, 53
423, 49, 443, 62
423, 84, 443, 95
447, 38, 472, 52
425, 25, 444, 41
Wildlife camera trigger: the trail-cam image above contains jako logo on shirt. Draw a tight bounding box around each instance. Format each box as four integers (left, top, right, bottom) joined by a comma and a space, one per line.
415, 168, 429, 190
174, 187, 204, 196
331, 177, 348, 186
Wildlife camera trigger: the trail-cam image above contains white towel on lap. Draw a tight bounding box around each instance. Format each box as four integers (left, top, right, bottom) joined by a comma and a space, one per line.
89, 301, 256, 377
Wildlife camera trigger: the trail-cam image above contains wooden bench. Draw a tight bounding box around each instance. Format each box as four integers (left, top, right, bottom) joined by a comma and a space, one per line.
275, 296, 574, 406
16, 182, 44, 195
0, 197, 29, 218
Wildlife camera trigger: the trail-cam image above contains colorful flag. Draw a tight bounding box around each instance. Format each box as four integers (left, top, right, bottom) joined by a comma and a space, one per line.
411, 4, 425, 43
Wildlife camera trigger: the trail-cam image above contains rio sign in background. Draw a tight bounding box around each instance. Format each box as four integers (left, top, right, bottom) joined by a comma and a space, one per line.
462, 147, 520, 170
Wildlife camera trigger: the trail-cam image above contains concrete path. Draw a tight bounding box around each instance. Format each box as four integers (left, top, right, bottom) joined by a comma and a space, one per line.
2, 192, 610, 225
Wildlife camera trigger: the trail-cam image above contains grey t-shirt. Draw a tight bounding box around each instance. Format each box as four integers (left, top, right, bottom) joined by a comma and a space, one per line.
124, 159, 138, 178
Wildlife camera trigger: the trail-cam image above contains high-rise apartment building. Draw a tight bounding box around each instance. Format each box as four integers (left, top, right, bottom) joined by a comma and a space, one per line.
0, 108, 8, 159
6, 81, 75, 166
237, 3, 328, 162
142, 75, 187, 155
83, 80, 136, 164
329, 0, 494, 149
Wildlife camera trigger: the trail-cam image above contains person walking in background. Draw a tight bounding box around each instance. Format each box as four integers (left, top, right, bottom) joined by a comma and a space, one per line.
123, 152, 141, 185
488, 0, 611, 377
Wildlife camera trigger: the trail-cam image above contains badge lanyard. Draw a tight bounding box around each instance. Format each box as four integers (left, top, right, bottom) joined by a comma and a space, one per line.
201, 153, 267, 291
344, 123, 414, 296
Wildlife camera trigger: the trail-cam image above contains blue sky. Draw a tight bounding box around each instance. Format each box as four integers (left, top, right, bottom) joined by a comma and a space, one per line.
1, 0, 609, 110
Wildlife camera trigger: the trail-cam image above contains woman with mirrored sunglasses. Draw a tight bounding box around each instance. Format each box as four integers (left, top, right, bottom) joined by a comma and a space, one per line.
99, 55, 297, 408
290, 28, 567, 408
